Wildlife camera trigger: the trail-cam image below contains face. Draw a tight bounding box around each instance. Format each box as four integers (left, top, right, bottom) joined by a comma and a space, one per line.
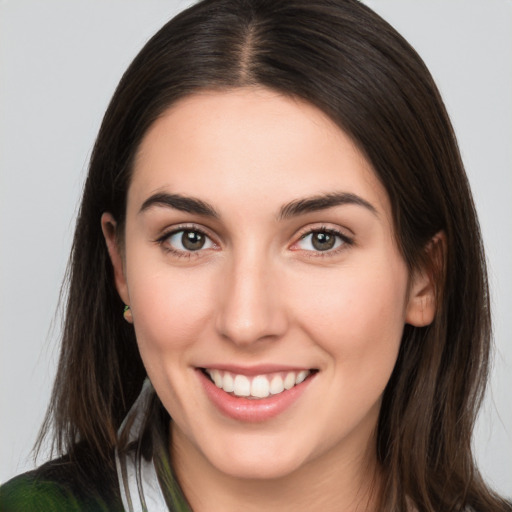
103, 88, 434, 482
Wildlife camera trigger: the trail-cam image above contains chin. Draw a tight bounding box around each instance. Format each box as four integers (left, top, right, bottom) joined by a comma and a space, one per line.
214, 454, 306, 481
200, 434, 312, 481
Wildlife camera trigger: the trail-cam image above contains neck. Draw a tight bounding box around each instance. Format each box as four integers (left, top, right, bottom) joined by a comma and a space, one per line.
171, 422, 382, 512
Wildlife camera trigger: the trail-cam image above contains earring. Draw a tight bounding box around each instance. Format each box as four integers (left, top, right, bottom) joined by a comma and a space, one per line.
123, 305, 133, 323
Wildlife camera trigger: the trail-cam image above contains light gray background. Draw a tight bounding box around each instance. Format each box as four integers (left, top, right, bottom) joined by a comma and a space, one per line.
1, 0, 511, 497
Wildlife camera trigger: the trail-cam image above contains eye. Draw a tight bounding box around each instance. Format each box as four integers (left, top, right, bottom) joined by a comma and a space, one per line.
164, 229, 215, 252
295, 229, 349, 253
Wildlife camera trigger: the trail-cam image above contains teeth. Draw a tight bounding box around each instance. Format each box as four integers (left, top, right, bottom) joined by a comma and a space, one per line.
296, 370, 309, 384
205, 369, 312, 399
212, 369, 223, 388
223, 372, 234, 392
269, 375, 284, 395
233, 375, 251, 397
251, 375, 270, 398
284, 372, 295, 390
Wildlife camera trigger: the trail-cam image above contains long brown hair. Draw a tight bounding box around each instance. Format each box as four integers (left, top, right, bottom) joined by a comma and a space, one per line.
37, 1, 510, 510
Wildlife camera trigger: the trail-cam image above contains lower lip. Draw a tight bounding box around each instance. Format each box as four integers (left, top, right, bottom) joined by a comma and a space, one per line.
197, 369, 315, 423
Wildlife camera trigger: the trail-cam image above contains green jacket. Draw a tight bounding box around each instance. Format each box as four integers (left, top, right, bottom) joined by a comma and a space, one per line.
0, 447, 123, 512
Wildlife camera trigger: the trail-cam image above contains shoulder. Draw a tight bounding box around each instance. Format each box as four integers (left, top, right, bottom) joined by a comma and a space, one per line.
0, 447, 124, 512
1, 470, 82, 511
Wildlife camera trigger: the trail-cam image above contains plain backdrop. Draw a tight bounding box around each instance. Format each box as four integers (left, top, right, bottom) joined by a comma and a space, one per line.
1, 0, 511, 498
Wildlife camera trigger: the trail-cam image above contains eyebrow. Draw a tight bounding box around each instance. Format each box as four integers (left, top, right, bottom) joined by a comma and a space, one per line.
139, 191, 377, 220
139, 192, 219, 218
278, 192, 378, 219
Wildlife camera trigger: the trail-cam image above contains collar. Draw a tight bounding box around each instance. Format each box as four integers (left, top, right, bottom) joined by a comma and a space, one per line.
115, 378, 190, 512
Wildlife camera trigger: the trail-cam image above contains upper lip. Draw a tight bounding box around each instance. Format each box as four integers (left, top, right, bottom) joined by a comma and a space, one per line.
197, 364, 316, 376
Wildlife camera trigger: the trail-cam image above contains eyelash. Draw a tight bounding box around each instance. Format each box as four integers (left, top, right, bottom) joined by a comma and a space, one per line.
155, 224, 353, 259
156, 224, 216, 259
292, 226, 354, 258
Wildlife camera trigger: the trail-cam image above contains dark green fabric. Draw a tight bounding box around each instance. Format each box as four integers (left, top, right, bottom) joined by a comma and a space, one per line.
0, 448, 124, 512
0, 473, 122, 511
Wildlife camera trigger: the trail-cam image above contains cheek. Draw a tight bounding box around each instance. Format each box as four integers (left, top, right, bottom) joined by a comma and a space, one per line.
290, 258, 409, 368
126, 264, 218, 417
127, 263, 216, 356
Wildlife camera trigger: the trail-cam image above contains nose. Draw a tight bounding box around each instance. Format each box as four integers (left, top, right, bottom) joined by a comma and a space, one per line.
215, 251, 288, 347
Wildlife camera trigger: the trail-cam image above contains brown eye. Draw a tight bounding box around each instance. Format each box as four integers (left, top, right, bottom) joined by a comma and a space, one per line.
165, 229, 215, 253
182, 230, 205, 251
295, 229, 348, 253
311, 232, 336, 251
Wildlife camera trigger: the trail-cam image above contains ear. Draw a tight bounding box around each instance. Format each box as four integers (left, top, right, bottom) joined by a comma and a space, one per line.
405, 232, 446, 327
101, 212, 130, 307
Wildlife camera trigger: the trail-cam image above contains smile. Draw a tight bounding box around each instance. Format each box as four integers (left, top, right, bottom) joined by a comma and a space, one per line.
203, 369, 313, 399
198, 367, 317, 422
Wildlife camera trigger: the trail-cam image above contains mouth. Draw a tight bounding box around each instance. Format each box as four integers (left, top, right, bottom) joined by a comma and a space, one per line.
200, 368, 318, 400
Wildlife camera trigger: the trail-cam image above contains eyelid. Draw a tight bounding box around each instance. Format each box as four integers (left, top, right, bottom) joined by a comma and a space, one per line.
289, 224, 354, 255
154, 222, 353, 258
155, 222, 213, 240
155, 223, 219, 256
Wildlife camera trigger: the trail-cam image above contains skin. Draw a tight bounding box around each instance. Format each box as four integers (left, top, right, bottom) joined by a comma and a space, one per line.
102, 88, 436, 511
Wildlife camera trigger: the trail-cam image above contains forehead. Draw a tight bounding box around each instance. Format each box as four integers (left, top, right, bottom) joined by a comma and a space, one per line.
129, 88, 390, 218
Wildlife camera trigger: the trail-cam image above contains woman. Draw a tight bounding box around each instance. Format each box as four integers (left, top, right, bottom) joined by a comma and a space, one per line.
1, 0, 510, 510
